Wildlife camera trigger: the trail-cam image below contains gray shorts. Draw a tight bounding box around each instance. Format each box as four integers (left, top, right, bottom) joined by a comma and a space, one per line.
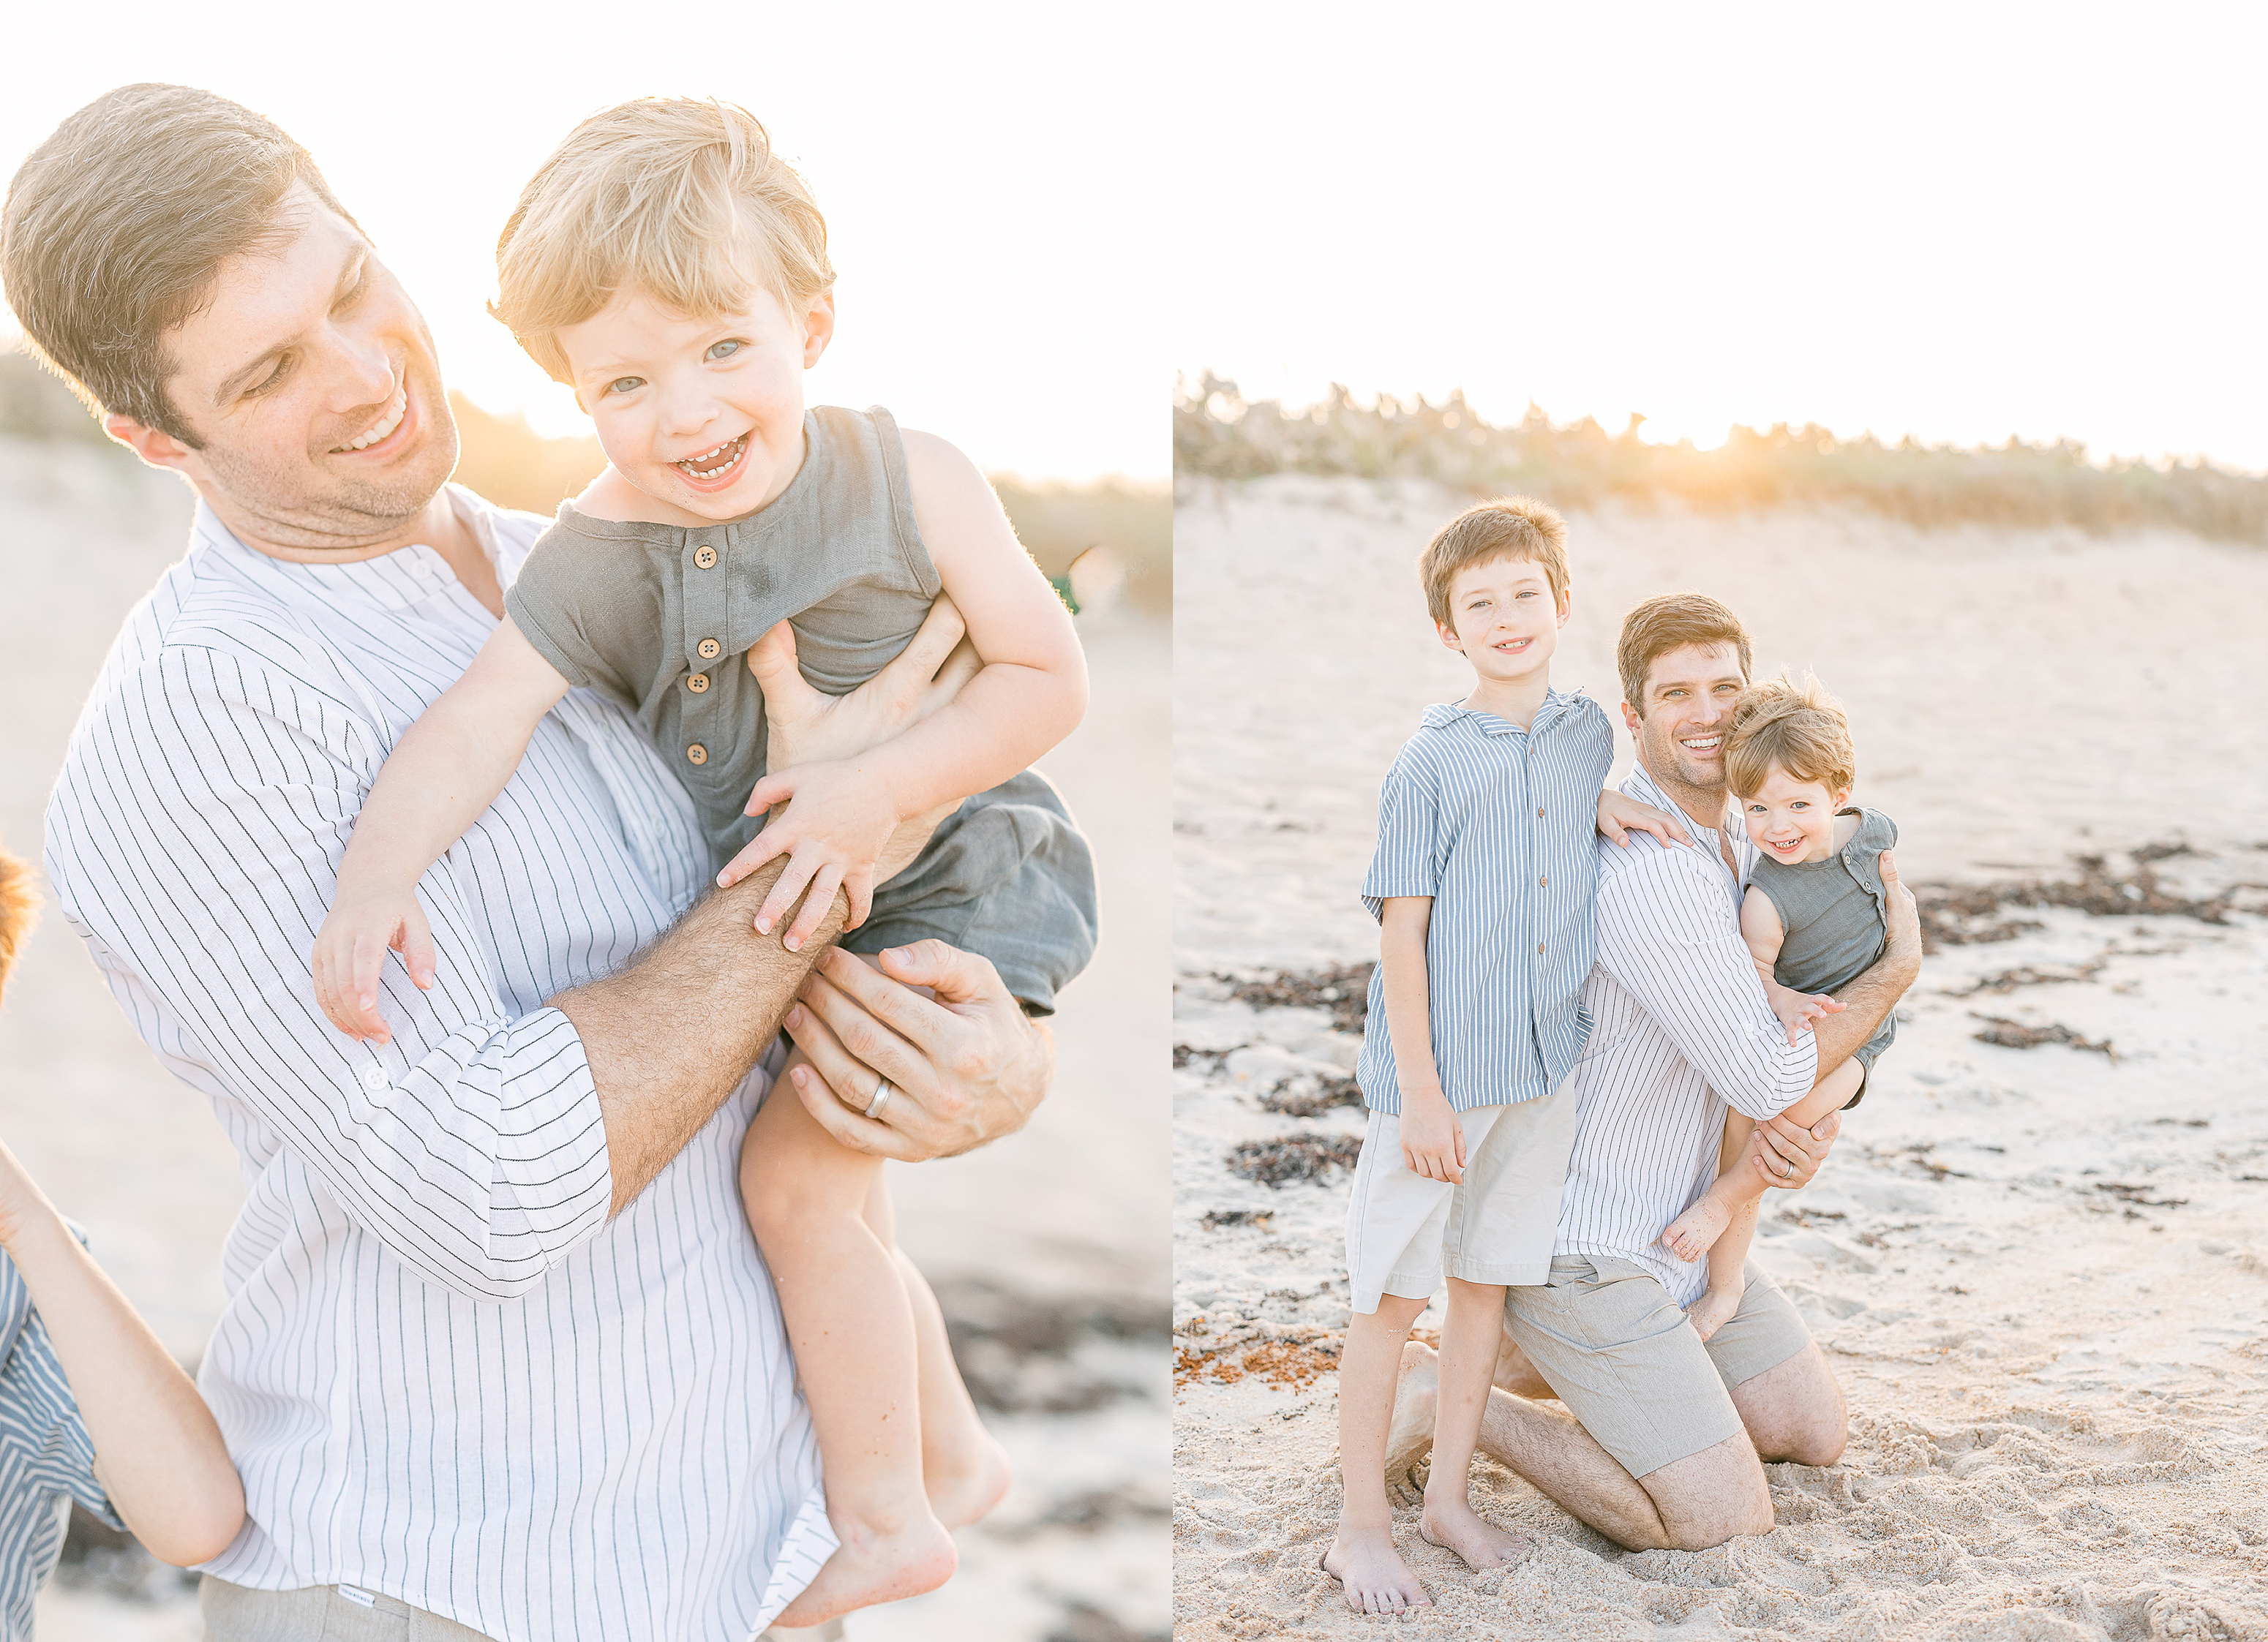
202, 1578, 496, 1640
843, 769, 1096, 1015
1503, 1255, 1814, 1480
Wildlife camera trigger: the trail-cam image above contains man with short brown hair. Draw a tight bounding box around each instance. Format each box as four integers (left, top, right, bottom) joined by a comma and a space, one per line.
5, 83, 1092, 1641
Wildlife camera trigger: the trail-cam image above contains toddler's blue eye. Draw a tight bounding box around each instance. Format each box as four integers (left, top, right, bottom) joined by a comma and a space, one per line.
606, 377, 645, 396
707, 339, 744, 361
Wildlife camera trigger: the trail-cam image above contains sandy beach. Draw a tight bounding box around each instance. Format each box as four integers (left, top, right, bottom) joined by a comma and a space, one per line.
0, 437, 1168, 1642
1172, 475, 2268, 1638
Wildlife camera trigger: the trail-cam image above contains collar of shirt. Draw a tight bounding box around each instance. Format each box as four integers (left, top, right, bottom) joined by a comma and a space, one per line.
1620, 761, 1757, 884
1422, 685, 1583, 737
191, 485, 517, 615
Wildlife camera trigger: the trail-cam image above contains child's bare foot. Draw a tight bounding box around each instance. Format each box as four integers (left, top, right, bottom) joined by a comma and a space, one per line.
1419, 1495, 1532, 1571
1382, 1339, 1439, 1499
773, 1511, 957, 1628
1662, 1194, 1732, 1262
928, 1428, 1013, 1529
1685, 1285, 1742, 1343
1321, 1526, 1431, 1614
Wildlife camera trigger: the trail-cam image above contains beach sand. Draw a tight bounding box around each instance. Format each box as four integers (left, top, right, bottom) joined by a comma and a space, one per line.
1172, 475, 2268, 1639
0, 440, 1167, 1642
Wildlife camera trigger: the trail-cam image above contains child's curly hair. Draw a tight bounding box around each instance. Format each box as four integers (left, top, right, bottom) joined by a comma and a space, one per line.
0, 846, 38, 1002
1724, 672, 1855, 799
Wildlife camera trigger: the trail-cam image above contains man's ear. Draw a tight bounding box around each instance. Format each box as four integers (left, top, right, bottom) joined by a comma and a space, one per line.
1621, 700, 1642, 739
801, 289, 837, 369
102, 413, 196, 475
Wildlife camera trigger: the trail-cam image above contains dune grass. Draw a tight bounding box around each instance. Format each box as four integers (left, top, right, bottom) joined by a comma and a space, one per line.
1176, 373, 2268, 543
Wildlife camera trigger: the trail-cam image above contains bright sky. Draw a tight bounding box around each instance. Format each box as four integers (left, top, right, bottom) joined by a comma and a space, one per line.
1172, 4, 2268, 472
0, 1, 1166, 481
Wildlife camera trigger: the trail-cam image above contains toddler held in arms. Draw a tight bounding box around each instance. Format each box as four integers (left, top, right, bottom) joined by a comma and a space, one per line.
311, 99, 1087, 1627
1661, 674, 1896, 1338
0, 846, 245, 1630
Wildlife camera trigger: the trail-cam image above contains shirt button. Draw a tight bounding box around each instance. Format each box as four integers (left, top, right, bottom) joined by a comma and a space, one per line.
1536, 807, 1546, 818
686, 672, 710, 694
694, 545, 718, 570
1539, 875, 1548, 886
697, 638, 721, 660
687, 743, 709, 765
1537, 942, 1546, 954
361, 1063, 388, 1093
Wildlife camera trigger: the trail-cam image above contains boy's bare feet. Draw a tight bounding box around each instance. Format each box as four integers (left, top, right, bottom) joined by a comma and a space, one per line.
773, 1513, 958, 1628
1382, 1339, 1439, 1497
928, 1429, 1013, 1529
1685, 1284, 1742, 1343
1419, 1496, 1531, 1571
1662, 1194, 1732, 1262
1321, 1526, 1431, 1615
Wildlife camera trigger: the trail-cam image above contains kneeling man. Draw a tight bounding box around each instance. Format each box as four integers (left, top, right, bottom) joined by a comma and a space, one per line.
1400, 594, 1920, 1551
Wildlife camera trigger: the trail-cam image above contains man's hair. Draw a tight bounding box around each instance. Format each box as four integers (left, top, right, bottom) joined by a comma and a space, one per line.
1419, 497, 1569, 628
492, 99, 834, 385
1725, 672, 1856, 798
0, 845, 38, 1005
1, 84, 358, 447
1615, 592, 1754, 715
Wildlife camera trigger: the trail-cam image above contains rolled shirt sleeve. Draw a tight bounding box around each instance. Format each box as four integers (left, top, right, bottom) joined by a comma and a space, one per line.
47, 644, 613, 1303
1361, 753, 1443, 920
1593, 851, 1820, 1121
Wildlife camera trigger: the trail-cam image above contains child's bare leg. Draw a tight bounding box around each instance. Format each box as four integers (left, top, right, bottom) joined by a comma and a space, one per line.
1686, 1197, 1757, 1341
1664, 1058, 1866, 1262
1663, 1114, 1754, 1262
746, 1060, 955, 1627
1325, 1293, 1434, 1614
857, 1175, 1013, 1527
1420, 1279, 1529, 1569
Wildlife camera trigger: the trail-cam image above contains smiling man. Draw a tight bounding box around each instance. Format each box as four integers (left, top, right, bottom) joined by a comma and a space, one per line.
1, 83, 1092, 1641
1388, 592, 1921, 1553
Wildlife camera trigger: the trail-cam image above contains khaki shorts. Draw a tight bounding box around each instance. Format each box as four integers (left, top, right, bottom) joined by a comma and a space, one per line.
1343, 1091, 1577, 1314
202, 1578, 497, 1641
1503, 1255, 1814, 1480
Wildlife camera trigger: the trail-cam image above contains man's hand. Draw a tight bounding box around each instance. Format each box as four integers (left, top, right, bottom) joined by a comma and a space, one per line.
751, 597, 980, 774
1399, 1091, 1465, 1183
1749, 1109, 1841, 1189
1598, 788, 1693, 851
781, 941, 1054, 1161
1879, 848, 1921, 976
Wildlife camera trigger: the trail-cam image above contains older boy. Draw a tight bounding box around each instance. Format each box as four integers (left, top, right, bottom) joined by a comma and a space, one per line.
1325, 500, 1684, 1616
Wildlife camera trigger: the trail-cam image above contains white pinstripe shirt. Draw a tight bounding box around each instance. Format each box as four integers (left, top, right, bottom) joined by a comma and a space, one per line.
1356, 693, 1612, 1114
43, 490, 830, 1640
1553, 764, 1820, 1306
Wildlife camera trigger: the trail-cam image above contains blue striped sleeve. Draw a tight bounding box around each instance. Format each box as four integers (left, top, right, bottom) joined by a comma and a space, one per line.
1361, 745, 1441, 919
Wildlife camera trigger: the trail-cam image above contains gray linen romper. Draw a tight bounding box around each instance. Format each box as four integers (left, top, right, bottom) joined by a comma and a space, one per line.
503, 404, 1095, 1012
1746, 805, 1899, 1102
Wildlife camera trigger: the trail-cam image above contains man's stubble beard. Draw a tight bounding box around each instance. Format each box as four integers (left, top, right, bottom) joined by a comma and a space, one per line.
198, 355, 462, 554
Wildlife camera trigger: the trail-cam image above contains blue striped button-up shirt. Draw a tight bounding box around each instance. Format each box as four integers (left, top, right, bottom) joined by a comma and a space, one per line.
0, 1237, 121, 1642
1356, 691, 1612, 1114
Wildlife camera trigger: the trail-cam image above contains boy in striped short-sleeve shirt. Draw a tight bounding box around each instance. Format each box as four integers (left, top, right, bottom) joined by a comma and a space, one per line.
1324, 500, 1689, 1616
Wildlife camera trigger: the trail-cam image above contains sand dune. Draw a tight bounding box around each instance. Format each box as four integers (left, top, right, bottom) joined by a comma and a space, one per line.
1172, 475, 2268, 1639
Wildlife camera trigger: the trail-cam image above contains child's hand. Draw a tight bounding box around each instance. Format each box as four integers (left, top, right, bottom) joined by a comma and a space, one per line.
1764, 979, 1847, 1045
1597, 790, 1692, 850
312, 888, 435, 1043
1399, 1093, 1465, 1184
719, 760, 900, 950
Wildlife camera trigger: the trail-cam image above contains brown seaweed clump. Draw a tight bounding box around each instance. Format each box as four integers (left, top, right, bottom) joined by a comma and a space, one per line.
1220, 963, 1373, 1034
1970, 1013, 2117, 1059
1227, 1132, 1362, 1188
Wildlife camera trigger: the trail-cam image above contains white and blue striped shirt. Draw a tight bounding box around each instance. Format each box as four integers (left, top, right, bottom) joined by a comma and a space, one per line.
43, 491, 831, 1641
0, 1238, 119, 1642
1356, 691, 1612, 1114
1554, 764, 1821, 1306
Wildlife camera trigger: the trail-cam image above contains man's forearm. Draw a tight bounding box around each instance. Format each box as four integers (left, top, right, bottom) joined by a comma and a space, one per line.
556, 858, 844, 1216
1811, 938, 1920, 1080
